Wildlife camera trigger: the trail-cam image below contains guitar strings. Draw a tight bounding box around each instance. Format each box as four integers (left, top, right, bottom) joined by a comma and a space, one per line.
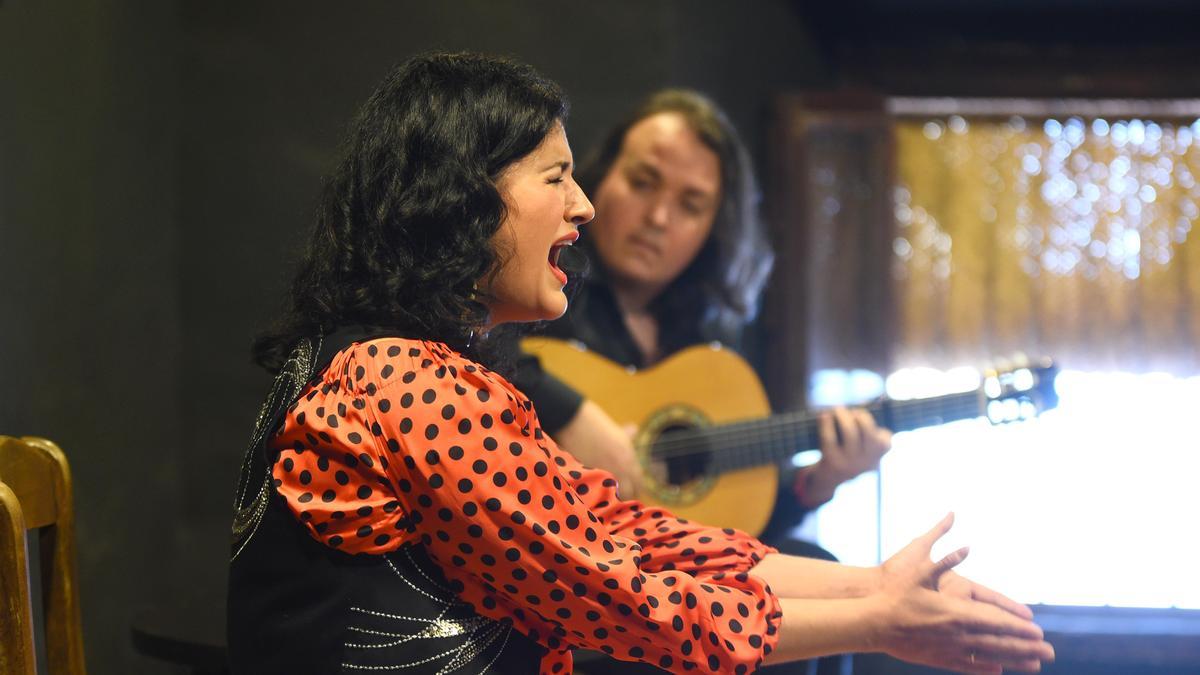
632, 391, 986, 467
643, 392, 982, 456
647, 412, 980, 472
655, 396, 985, 463
653, 415, 978, 470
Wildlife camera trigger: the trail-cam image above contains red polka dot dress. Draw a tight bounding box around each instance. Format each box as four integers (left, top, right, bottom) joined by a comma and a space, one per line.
271, 338, 783, 673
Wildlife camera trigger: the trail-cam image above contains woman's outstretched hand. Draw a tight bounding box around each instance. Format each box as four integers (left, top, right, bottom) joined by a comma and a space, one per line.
872, 513, 1055, 674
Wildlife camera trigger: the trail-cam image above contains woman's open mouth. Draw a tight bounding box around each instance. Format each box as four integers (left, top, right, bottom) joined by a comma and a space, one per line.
548, 245, 568, 284
548, 231, 579, 285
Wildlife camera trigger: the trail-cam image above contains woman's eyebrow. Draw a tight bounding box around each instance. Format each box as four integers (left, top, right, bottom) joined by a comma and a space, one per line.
540, 160, 572, 172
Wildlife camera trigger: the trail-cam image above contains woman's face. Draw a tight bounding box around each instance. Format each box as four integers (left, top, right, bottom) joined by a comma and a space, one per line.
587, 112, 722, 302
485, 122, 595, 327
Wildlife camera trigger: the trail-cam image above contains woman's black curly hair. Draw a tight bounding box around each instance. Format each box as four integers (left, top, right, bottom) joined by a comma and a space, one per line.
253, 52, 568, 373
575, 89, 773, 352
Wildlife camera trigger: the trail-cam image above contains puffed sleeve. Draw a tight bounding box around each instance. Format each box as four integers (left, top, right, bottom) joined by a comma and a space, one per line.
271, 346, 410, 554
277, 339, 782, 674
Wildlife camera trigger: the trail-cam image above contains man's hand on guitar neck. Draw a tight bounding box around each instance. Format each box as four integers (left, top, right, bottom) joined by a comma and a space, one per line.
794, 407, 893, 509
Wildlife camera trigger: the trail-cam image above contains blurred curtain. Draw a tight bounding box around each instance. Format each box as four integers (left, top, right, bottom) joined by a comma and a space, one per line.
894, 112, 1200, 374
765, 97, 1200, 412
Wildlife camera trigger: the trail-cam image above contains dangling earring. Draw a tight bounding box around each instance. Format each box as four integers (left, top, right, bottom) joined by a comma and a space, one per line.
465, 283, 480, 348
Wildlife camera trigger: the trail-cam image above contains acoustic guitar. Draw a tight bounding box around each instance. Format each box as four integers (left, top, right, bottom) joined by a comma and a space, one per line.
523, 337, 1059, 536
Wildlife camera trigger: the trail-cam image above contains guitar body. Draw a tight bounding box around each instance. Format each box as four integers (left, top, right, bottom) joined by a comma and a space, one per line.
523, 337, 779, 535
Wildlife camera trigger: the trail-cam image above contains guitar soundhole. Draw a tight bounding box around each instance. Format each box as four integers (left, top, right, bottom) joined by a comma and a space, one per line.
636, 403, 717, 506
657, 424, 712, 485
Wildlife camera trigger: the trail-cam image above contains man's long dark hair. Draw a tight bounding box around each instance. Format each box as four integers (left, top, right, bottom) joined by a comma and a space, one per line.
576, 89, 773, 352
253, 53, 567, 373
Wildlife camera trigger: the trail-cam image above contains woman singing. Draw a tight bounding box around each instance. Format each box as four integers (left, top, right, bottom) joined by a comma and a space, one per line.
227, 52, 1053, 675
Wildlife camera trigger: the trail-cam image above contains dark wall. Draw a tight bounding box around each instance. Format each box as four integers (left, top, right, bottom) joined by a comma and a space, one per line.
2, 1, 825, 671
1, 2, 183, 673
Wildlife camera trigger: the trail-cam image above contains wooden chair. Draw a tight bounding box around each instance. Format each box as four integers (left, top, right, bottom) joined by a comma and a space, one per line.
0, 436, 86, 675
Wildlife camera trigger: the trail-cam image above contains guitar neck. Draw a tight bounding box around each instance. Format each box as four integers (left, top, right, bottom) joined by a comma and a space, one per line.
658, 389, 984, 474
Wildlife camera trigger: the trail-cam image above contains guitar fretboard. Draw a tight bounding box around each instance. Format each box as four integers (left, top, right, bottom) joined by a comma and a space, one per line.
649, 389, 983, 473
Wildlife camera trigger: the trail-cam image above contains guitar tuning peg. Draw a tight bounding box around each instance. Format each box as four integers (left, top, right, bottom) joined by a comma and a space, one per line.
1010, 352, 1030, 368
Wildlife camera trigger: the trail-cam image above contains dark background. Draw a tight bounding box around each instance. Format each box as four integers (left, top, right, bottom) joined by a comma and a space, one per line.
3, 1, 1198, 673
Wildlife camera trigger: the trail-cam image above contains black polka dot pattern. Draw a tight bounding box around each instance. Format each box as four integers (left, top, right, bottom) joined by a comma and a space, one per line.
271, 338, 781, 674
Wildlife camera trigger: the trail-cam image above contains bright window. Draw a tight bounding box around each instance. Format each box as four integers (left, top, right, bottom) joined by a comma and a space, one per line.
808, 367, 1200, 609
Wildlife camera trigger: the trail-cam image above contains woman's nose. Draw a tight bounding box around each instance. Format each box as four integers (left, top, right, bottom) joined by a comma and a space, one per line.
568, 184, 595, 225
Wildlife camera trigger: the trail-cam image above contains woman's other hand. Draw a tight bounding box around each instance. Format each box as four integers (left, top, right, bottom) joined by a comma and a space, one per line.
871, 513, 1054, 674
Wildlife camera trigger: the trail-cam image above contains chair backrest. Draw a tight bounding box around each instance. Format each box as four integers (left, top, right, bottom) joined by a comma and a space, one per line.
0, 436, 86, 675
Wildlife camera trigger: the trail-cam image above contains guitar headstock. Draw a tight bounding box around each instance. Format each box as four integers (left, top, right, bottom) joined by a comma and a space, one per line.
982, 356, 1059, 424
